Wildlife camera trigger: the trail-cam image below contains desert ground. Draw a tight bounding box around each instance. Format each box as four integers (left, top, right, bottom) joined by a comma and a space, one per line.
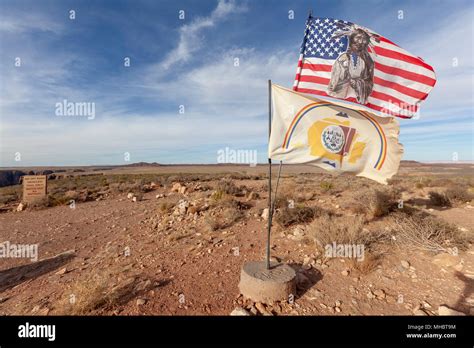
0, 162, 473, 316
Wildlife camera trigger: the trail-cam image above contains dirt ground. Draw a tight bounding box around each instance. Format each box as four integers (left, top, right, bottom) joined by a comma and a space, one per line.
0, 163, 473, 316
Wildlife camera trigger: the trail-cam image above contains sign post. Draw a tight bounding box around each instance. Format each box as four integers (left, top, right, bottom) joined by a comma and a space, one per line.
22, 175, 47, 203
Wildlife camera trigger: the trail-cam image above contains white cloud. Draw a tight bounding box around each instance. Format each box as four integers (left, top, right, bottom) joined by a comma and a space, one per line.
0, 11, 63, 33
161, 0, 247, 70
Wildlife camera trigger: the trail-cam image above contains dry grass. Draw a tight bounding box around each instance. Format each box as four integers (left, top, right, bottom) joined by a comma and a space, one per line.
319, 180, 334, 192
275, 206, 318, 227
445, 185, 473, 203
428, 191, 451, 207
347, 188, 399, 220
350, 252, 381, 275
215, 179, 242, 196
389, 212, 471, 253
204, 206, 243, 231
308, 214, 391, 253
55, 263, 149, 315
159, 202, 174, 213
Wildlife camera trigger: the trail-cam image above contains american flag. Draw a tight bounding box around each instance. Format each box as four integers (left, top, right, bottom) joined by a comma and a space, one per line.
293, 16, 436, 119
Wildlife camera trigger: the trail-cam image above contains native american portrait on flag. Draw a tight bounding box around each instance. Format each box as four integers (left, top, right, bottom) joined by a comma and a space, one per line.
328, 25, 379, 104
293, 16, 436, 119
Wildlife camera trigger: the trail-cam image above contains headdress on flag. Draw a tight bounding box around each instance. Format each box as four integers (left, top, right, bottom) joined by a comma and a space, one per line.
331, 23, 381, 55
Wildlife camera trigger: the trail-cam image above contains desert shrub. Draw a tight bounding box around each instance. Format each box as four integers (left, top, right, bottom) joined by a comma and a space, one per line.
272, 181, 297, 208
223, 207, 244, 224
414, 177, 432, 189
310, 214, 393, 253
320, 181, 333, 192
428, 191, 451, 207
389, 212, 471, 253
28, 196, 52, 209
295, 190, 314, 202
350, 252, 381, 275
445, 186, 472, 203
350, 188, 399, 220
275, 206, 318, 227
56, 263, 152, 315
216, 179, 241, 196
210, 190, 227, 203
204, 207, 243, 231
159, 202, 174, 213
0, 185, 21, 204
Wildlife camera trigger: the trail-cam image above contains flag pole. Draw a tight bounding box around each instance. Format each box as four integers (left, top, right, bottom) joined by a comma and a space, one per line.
266, 79, 273, 270
271, 160, 283, 215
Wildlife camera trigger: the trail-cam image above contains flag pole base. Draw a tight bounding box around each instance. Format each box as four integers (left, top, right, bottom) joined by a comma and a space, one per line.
238, 261, 296, 304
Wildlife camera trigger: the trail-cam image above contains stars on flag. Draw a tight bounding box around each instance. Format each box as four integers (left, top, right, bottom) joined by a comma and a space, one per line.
302, 17, 350, 59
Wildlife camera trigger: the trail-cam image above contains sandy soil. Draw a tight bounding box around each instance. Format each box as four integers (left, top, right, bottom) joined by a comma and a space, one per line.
0, 165, 473, 316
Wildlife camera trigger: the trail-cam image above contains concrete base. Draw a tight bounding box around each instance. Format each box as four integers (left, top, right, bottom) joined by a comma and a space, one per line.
238, 261, 296, 304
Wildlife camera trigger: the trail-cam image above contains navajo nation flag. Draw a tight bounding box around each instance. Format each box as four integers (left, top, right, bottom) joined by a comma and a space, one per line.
293, 16, 436, 119
269, 84, 403, 184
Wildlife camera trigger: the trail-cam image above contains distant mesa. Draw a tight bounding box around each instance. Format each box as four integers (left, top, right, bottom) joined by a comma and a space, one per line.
401, 160, 421, 165
123, 162, 162, 167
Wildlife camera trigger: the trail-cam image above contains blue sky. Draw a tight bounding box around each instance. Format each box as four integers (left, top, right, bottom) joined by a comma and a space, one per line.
0, 0, 472, 166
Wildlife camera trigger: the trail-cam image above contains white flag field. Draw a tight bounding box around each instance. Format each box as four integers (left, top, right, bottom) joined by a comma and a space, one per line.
269, 84, 403, 184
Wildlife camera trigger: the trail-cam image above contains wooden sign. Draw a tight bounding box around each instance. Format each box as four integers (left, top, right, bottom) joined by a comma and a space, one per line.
22, 175, 47, 203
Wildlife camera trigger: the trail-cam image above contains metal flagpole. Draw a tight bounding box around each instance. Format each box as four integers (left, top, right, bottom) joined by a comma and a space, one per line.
271, 160, 283, 215
266, 80, 272, 270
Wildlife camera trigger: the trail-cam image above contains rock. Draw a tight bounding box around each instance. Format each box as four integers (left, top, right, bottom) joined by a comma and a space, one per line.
174, 200, 189, 215
335, 300, 342, 307
127, 192, 134, 199
374, 289, 386, 299
438, 305, 465, 316
55, 267, 67, 275
230, 307, 251, 316
432, 253, 459, 268
366, 290, 375, 300
136, 298, 147, 306
335, 306, 341, 313
16, 203, 26, 212
171, 182, 186, 193
341, 269, 349, 276
261, 208, 269, 221
156, 194, 164, 199
132, 196, 138, 202
401, 260, 410, 269
255, 302, 268, 315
